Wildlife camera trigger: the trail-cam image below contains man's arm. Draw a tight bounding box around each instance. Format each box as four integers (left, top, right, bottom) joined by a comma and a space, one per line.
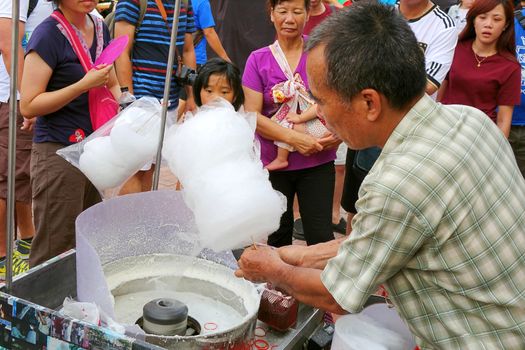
235, 246, 348, 314
202, 27, 230, 62
182, 32, 196, 112
423, 26, 457, 96
0, 18, 25, 88
114, 21, 135, 93
278, 236, 346, 269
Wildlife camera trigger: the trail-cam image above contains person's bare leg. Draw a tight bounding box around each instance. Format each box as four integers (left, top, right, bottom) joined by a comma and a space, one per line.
265, 147, 290, 171
16, 202, 34, 240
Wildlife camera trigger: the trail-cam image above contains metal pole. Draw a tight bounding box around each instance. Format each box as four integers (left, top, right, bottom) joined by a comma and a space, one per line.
152, 0, 182, 190
6, 0, 21, 291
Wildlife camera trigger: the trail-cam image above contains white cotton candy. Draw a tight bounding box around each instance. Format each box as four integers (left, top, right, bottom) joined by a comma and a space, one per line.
79, 137, 131, 189
163, 98, 286, 251
167, 106, 255, 184
75, 97, 162, 192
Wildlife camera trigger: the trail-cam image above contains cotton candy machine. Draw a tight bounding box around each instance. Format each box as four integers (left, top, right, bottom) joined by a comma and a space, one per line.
75, 190, 260, 349
0, 190, 324, 350
103, 253, 259, 349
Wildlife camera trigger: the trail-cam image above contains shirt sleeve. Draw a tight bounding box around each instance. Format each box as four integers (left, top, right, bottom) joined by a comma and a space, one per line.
196, 0, 215, 29
425, 26, 458, 88
0, 0, 29, 22
321, 189, 430, 313
25, 21, 61, 70
114, 0, 140, 26
242, 52, 264, 93
497, 62, 522, 106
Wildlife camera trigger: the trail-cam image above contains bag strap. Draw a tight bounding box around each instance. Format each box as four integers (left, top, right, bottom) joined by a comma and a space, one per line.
153, 0, 183, 64
269, 40, 295, 81
51, 11, 92, 72
136, 0, 148, 34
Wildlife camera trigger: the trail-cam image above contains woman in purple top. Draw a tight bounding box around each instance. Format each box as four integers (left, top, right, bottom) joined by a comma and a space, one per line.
242, 0, 339, 247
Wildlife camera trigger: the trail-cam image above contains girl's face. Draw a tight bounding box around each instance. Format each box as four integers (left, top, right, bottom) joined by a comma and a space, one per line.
200, 73, 235, 106
271, 0, 308, 40
474, 4, 507, 47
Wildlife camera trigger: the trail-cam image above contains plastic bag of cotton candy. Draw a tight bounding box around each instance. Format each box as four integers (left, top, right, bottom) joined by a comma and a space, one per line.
57, 97, 162, 196
163, 98, 286, 252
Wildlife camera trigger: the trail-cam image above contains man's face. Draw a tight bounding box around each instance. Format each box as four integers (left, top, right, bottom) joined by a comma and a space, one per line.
306, 46, 371, 150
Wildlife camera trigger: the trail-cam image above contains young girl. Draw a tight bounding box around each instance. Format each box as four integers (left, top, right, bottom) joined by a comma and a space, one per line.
193, 58, 245, 110
448, 0, 476, 34
439, 0, 520, 138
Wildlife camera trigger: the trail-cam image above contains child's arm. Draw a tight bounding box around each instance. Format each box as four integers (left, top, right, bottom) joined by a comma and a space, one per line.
243, 86, 323, 155
286, 104, 318, 124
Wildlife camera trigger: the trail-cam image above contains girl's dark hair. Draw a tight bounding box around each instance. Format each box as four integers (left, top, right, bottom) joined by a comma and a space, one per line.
193, 58, 245, 111
459, 0, 517, 61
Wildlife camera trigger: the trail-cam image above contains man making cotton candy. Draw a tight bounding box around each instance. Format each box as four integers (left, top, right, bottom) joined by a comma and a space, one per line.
235, 3, 525, 349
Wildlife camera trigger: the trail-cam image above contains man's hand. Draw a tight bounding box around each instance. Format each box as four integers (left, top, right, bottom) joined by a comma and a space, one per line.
318, 132, 342, 150
20, 117, 35, 132
277, 245, 308, 267
235, 245, 284, 283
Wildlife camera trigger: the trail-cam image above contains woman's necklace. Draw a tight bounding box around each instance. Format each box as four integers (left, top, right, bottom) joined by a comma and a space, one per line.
474, 52, 488, 67
472, 43, 497, 68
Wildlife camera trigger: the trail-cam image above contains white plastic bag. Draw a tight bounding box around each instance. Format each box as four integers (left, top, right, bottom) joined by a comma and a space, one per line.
57, 97, 162, 197
61, 297, 126, 334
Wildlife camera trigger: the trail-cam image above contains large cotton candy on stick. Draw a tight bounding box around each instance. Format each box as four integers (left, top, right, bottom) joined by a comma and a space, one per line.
163, 99, 286, 251
167, 106, 255, 184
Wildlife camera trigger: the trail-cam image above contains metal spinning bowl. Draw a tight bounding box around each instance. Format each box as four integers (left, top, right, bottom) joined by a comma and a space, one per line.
103, 253, 260, 349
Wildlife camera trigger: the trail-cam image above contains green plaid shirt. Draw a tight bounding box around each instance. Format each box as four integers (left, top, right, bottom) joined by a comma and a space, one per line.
322, 95, 525, 349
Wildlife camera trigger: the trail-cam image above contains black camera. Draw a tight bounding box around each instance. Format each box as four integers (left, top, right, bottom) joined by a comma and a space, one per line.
174, 65, 198, 87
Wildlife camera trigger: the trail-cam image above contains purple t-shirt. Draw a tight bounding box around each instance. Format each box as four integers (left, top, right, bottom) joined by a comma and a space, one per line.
27, 15, 110, 145
242, 44, 336, 171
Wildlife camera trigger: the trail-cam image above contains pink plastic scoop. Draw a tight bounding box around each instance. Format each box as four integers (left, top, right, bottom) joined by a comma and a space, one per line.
94, 35, 129, 67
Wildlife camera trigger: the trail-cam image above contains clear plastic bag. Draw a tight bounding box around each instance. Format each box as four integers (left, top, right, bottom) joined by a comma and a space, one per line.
57, 96, 162, 198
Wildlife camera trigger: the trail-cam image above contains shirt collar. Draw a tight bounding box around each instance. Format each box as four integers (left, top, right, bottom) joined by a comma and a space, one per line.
382, 94, 437, 154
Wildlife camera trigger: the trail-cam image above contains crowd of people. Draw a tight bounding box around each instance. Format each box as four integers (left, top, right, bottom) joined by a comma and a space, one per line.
1, 0, 525, 348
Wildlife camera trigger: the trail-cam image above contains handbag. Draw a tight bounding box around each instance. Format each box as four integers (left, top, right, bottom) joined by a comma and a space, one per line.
51, 10, 119, 131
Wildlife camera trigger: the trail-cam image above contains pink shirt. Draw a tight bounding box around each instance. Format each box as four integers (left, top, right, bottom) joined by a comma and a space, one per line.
242, 44, 336, 171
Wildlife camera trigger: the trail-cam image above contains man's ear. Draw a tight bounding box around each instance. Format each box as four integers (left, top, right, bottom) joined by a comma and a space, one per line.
360, 89, 381, 122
